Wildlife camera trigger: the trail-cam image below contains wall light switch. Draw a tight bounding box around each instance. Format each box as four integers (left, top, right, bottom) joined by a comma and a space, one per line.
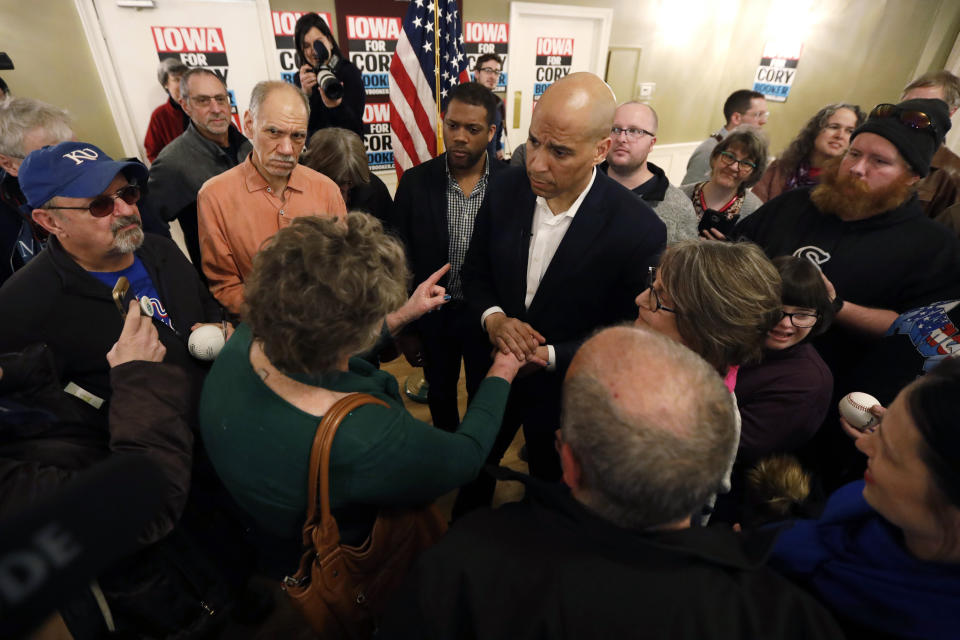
638, 82, 655, 99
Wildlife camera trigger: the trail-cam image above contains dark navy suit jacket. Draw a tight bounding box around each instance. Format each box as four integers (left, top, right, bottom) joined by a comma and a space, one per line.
393, 152, 507, 291
463, 165, 666, 376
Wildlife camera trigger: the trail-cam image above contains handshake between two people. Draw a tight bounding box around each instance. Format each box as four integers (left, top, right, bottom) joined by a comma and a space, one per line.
484, 312, 549, 377
391, 264, 548, 384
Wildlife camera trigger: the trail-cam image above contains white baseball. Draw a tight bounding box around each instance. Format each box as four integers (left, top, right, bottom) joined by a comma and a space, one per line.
839, 392, 881, 431
188, 324, 226, 361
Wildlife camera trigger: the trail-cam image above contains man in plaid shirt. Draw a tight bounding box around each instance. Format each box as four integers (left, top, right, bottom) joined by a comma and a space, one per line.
393, 82, 506, 431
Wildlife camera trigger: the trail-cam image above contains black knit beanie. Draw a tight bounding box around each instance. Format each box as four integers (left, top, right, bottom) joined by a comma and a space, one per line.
851, 98, 951, 177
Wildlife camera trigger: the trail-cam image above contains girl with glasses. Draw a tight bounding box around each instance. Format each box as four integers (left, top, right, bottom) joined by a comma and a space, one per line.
734, 256, 835, 467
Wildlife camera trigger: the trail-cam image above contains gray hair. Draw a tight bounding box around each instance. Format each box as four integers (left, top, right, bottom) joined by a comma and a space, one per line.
0, 97, 73, 158
561, 327, 738, 530
248, 81, 310, 123
180, 67, 225, 100
904, 70, 960, 110
157, 58, 188, 88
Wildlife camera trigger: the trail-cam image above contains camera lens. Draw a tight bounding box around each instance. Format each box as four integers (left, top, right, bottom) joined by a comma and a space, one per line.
317, 70, 344, 101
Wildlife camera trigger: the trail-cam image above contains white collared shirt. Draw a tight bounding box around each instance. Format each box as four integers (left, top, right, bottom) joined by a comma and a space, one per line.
481, 168, 598, 370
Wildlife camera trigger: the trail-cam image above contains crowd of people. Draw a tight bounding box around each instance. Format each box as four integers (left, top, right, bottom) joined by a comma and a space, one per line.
1, 12, 960, 636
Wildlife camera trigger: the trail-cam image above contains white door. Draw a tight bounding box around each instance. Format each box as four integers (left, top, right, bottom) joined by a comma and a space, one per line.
77, 0, 276, 160
505, 2, 612, 156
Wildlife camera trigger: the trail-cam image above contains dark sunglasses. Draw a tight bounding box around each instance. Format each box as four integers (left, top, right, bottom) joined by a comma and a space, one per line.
868, 103, 939, 138
48, 184, 141, 218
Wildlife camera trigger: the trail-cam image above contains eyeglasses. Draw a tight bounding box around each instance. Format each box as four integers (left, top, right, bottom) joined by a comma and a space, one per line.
47, 184, 141, 217
611, 126, 655, 140
744, 110, 770, 120
717, 150, 757, 173
869, 103, 939, 138
780, 310, 820, 328
646, 266, 676, 314
477, 67, 501, 76
188, 94, 230, 106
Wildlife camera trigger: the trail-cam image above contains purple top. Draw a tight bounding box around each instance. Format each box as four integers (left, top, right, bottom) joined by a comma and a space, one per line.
734, 343, 833, 464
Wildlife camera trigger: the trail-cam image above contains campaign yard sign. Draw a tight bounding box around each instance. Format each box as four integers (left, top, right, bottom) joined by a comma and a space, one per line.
753, 41, 802, 103
151, 25, 240, 128
362, 102, 394, 169
464, 22, 508, 94
533, 37, 573, 107
345, 15, 402, 98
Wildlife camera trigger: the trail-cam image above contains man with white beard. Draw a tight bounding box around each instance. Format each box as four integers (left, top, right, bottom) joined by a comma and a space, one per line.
0, 141, 222, 425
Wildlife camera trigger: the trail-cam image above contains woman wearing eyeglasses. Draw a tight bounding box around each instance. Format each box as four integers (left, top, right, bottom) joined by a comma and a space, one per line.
635, 240, 782, 515
680, 126, 768, 240
734, 256, 834, 466
753, 104, 866, 203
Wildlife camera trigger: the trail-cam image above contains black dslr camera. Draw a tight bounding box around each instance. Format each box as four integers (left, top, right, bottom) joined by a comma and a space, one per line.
308, 41, 343, 101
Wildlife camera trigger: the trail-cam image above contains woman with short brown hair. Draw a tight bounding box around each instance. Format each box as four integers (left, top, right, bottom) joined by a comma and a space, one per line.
681, 127, 769, 238
200, 213, 530, 572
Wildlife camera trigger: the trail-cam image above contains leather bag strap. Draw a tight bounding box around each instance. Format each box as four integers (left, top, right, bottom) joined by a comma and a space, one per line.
303, 393, 388, 545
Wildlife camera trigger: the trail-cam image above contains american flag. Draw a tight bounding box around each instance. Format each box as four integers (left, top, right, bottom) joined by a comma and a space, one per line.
389, 0, 469, 176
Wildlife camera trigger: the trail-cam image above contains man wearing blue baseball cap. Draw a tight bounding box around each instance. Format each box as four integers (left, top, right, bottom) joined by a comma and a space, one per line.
0, 141, 222, 424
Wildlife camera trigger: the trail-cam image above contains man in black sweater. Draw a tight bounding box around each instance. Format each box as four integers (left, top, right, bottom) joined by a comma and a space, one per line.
381, 327, 844, 640
736, 98, 960, 488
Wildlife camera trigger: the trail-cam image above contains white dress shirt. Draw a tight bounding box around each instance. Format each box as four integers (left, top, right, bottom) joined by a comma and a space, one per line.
481, 168, 598, 369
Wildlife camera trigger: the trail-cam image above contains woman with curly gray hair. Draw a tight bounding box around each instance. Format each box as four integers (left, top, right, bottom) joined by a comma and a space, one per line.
753, 103, 865, 202
199, 213, 532, 572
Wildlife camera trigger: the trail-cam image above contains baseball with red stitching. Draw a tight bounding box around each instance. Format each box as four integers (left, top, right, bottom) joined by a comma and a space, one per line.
839, 391, 880, 431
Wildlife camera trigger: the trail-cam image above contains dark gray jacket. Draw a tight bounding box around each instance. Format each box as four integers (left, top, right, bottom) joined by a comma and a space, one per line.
147, 123, 251, 222
146, 123, 251, 269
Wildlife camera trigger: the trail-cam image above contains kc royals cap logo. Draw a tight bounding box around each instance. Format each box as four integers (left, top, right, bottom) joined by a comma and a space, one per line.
61, 148, 100, 165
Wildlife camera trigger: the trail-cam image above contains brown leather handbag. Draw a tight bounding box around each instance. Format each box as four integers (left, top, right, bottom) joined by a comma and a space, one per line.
282, 393, 448, 639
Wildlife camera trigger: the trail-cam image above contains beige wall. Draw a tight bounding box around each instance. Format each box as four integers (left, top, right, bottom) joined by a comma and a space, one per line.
4, 0, 957, 158
1, 0, 125, 157
465, 0, 960, 153
271, 0, 336, 13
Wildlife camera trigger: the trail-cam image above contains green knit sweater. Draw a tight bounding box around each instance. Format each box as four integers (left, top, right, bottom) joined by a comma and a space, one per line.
199, 324, 510, 544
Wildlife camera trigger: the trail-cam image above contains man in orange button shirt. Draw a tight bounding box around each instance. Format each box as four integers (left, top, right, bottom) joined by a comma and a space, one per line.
198, 81, 346, 313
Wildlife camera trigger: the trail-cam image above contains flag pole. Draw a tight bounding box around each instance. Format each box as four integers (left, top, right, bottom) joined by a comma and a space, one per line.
434, 0, 443, 153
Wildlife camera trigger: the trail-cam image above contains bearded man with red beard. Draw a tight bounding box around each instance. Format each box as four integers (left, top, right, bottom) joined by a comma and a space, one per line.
0, 141, 223, 428
736, 98, 960, 490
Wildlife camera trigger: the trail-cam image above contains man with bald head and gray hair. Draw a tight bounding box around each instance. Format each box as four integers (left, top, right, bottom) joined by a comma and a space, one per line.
456, 72, 666, 515
197, 80, 345, 313
0, 97, 73, 284
382, 326, 844, 639
603, 101, 698, 242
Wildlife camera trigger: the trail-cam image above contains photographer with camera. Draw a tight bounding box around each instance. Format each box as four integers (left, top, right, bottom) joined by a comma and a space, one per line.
293, 13, 364, 139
